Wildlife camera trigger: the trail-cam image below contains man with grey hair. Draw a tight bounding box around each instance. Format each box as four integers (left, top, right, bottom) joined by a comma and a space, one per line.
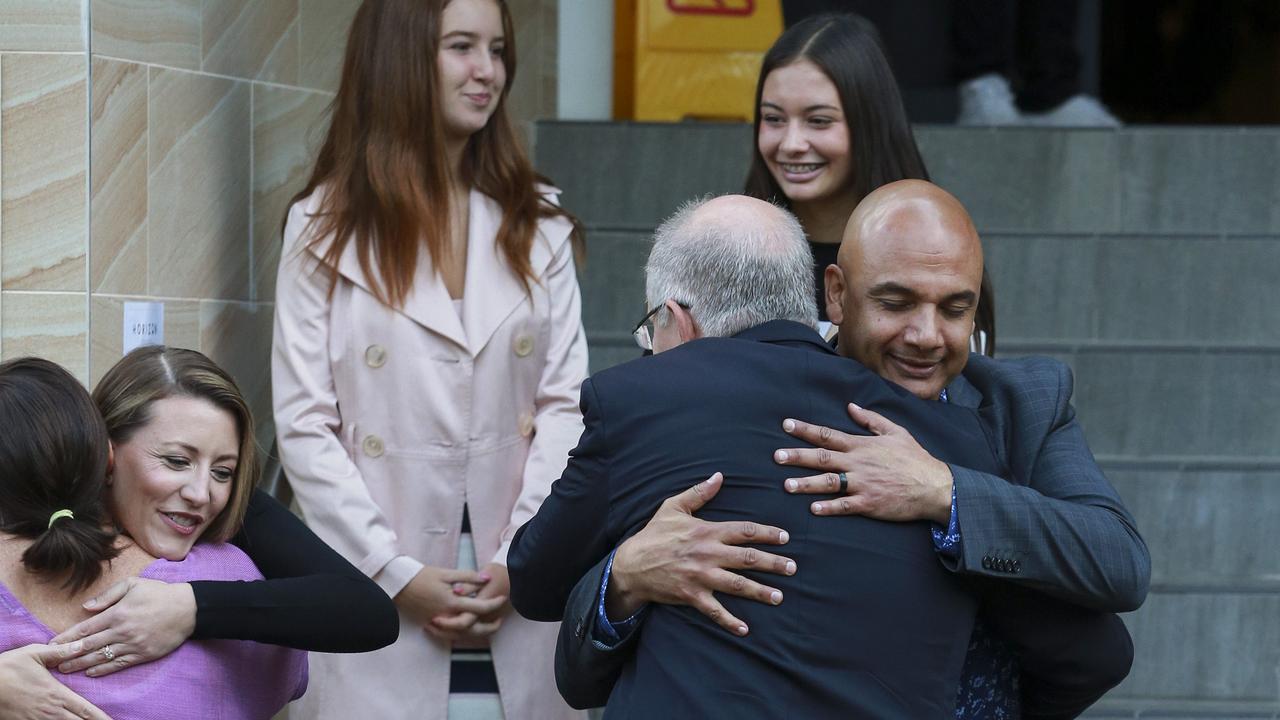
641, 195, 818, 343
508, 194, 1008, 717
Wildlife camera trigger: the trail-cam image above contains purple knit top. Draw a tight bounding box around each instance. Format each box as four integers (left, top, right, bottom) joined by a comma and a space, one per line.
0, 543, 308, 720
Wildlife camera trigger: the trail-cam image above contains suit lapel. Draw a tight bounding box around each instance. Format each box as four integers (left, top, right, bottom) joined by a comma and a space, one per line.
951, 356, 1013, 475
945, 371, 985, 409
461, 189, 572, 357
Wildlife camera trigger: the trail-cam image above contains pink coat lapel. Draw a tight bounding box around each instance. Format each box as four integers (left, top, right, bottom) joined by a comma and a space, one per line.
461, 189, 573, 357
306, 189, 573, 356
309, 228, 469, 350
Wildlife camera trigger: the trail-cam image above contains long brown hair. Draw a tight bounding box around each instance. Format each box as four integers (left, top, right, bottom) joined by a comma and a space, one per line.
291, 0, 581, 307
744, 14, 927, 211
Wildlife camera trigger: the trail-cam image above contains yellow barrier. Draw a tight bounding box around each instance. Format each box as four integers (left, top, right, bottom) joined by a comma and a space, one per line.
614, 0, 784, 122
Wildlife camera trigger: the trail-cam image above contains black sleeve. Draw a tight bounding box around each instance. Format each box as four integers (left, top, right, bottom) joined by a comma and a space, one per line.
554, 556, 639, 709
188, 489, 400, 652
974, 580, 1133, 719
509, 378, 613, 621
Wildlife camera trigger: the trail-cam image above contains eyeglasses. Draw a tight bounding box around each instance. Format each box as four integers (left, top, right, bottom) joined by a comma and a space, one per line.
632, 301, 691, 351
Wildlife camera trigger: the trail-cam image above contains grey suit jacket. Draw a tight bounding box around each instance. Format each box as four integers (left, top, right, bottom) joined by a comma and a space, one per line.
944, 354, 1151, 612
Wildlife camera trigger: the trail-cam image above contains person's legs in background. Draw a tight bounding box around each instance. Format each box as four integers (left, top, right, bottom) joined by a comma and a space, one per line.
954, 0, 1119, 126
1015, 0, 1119, 126
953, 0, 1021, 125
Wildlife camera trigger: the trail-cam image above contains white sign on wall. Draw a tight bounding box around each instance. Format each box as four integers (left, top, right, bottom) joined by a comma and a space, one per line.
123, 301, 164, 355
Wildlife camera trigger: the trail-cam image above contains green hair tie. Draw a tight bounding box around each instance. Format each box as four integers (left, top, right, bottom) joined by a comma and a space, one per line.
47, 509, 75, 529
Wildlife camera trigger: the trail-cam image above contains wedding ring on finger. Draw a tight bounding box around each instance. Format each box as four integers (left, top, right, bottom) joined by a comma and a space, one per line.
837, 472, 848, 494
100, 644, 116, 661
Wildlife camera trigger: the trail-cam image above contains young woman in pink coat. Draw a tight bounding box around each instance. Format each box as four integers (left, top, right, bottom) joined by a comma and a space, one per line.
271, 1, 587, 718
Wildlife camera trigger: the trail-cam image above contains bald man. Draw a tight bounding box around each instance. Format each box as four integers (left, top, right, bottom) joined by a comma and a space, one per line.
555, 182, 1147, 718
508, 194, 1014, 717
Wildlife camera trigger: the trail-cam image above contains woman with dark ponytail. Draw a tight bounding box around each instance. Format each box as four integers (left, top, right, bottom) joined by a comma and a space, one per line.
0, 359, 117, 720
0, 358, 119, 592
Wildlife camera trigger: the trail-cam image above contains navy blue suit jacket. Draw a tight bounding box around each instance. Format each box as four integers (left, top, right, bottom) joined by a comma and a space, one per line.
509, 321, 1004, 719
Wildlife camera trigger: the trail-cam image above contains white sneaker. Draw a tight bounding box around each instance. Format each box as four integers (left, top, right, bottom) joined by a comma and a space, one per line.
1023, 94, 1122, 127
955, 73, 1021, 126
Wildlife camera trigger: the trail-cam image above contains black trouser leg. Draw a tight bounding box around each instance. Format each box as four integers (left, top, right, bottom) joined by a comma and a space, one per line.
1015, 0, 1082, 111
952, 0, 1018, 82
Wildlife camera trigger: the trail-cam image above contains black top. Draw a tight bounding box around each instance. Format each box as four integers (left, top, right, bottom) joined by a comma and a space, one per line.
189, 489, 400, 652
809, 240, 839, 321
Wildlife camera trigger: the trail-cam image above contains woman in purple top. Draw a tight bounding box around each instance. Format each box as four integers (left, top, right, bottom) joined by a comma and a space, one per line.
0, 352, 306, 719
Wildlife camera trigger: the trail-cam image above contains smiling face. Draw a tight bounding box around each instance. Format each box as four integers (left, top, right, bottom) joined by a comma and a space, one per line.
107, 396, 239, 561
828, 184, 983, 400
757, 60, 853, 209
437, 0, 507, 144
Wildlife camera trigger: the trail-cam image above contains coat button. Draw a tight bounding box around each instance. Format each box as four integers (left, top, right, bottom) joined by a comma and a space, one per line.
518, 412, 535, 438
513, 334, 534, 357
1011, 560, 1021, 573
365, 345, 387, 368
362, 434, 385, 458
982, 556, 993, 570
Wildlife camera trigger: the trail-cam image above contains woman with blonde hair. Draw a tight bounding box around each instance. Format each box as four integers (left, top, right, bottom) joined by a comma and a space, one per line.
272, 0, 587, 717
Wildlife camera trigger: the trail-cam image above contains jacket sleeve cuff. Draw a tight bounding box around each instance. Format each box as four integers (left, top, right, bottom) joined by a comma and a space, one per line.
373, 555, 424, 599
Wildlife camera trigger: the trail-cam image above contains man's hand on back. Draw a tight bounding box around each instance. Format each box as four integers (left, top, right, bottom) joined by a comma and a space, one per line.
608, 473, 796, 637
774, 403, 955, 524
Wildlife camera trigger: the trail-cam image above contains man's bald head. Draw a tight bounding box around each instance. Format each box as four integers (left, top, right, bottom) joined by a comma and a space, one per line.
644, 194, 818, 351
825, 180, 984, 399
838, 180, 982, 273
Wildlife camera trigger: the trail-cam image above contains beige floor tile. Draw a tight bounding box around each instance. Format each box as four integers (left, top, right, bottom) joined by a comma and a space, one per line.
1, 291, 88, 382
1, 54, 87, 292
252, 84, 329, 302
92, 0, 201, 70
91, 58, 148, 295
148, 67, 251, 301
0, 0, 82, 52
299, 0, 360, 92
203, 0, 299, 83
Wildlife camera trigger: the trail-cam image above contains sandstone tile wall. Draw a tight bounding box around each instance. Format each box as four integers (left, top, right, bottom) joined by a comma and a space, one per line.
0, 3, 87, 375
0, 0, 560, 463
0, 1, 354, 460
84, 1, 355, 461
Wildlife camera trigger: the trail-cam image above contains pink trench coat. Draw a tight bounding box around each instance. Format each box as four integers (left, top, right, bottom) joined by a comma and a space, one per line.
272, 188, 588, 720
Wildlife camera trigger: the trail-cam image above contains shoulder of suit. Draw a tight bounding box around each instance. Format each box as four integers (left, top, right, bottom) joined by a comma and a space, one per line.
964, 354, 1072, 402
586, 339, 726, 400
